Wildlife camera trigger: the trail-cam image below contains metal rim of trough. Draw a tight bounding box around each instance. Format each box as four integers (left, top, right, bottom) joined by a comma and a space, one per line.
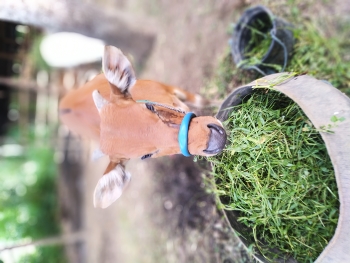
216, 72, 350, 263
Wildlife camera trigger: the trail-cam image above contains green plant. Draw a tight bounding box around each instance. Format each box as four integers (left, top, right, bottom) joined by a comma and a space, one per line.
18, 245, 68, 263
319, 114, 346, 133
288, 23, 350, 95
29, 34, 51, 72
0, 138, 66, 262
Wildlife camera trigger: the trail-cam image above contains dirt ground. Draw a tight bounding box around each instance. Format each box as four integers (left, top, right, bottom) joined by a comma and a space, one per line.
57, 0, 350, 262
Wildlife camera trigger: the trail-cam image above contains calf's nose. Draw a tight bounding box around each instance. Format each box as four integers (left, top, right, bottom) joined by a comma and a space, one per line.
203, 124, 227, 155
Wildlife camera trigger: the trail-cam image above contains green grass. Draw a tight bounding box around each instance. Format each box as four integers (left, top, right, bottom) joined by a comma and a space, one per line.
208, 88, 339, 262
205, 2, 350, 99
203, 1, 349, 262
237, 19, 274, 70
288, 22, 350, 93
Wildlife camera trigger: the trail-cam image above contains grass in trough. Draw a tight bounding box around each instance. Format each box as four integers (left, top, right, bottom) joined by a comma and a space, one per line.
202, 2, 349, 261
237, 19, 274, 70
207, 88, 339, 262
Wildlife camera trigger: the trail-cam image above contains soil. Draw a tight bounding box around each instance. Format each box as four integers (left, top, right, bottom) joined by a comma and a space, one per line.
57, 0, 350, 262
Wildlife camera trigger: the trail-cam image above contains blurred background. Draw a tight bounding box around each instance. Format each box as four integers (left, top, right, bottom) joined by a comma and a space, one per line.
0, 0, 349, 262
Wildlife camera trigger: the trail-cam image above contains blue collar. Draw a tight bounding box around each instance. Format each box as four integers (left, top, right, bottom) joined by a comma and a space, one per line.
178, 112, 196, 157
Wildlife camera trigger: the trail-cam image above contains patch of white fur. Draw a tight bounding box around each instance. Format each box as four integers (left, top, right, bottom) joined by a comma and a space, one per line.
173, 89, 187, 101
103, 46, 136, 93
216, 118, 224, 127
93, 164, 131, 208
92, 90, 108, 113
91, 147, 105, 161
193, 94, 204, 108
174, 88, 204, 108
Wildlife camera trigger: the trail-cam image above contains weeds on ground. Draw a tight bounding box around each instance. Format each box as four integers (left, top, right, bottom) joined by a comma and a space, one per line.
205, 3, 350, 99
288, 22, 350, 94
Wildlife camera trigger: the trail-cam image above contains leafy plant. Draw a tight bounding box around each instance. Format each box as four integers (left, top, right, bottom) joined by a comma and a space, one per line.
18, 245, 68, 263
0, 136, 67, 262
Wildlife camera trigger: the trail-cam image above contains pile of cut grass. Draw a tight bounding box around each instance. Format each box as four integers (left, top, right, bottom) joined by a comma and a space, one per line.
202, 3, 349, 261
238, 19, 274, 70
208, 88, 339, 262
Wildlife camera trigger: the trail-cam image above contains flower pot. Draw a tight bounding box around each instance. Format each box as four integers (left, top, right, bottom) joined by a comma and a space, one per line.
216, 73, 350, 263
230, 6, 294, 75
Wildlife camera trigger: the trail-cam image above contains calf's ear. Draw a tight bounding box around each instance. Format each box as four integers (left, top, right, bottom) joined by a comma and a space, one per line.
103, 45, 136, 98
93, 160, 131, 208
92, 90, 108, 113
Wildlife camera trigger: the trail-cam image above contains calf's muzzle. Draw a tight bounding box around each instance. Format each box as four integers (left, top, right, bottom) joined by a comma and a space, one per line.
203, 124, 227, 155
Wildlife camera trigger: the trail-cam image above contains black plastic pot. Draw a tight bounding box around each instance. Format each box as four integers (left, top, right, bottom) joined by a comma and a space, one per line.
230, 6, 294, 76
216, 73, 350, 263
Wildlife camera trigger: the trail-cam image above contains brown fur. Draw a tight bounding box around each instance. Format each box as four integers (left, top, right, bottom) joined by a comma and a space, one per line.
59, 46, 226, 208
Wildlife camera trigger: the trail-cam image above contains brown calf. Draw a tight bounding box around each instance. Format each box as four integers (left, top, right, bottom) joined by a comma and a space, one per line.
59, 46, 227, 208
